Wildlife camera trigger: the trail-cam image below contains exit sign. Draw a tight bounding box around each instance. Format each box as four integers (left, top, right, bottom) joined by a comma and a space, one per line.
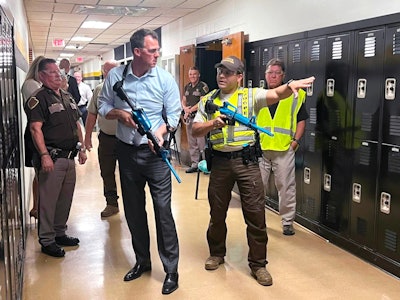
76, 57, 83, 63
52, 39, 65, 47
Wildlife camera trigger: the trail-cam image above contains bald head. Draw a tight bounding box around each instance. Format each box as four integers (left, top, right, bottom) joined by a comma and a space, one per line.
59, 59, 71, 72
102, 60, 118, 77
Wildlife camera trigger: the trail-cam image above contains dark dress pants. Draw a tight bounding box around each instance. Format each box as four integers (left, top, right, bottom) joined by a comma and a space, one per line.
116, 141, 179, 273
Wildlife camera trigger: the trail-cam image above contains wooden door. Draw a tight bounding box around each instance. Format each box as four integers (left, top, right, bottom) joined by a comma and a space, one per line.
179, 45, 196, 155
222, 31, 246, 86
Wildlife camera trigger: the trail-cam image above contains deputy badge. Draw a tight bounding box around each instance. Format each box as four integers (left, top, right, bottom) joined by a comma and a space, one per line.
27, 97, 39, 110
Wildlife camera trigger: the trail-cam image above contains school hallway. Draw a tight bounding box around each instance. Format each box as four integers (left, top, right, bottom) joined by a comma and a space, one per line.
22, 137, 400, 300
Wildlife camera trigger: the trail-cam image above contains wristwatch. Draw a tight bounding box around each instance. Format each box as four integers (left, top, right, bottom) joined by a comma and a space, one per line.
292, 138, 299, 145
287, 79, 294, 88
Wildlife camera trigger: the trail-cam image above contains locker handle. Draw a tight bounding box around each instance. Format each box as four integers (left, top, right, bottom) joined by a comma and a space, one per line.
385, 78, 396, 100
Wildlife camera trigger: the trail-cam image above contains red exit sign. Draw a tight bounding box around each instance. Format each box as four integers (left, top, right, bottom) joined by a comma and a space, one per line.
76, 57, 83, 63
52, 39, 65, 47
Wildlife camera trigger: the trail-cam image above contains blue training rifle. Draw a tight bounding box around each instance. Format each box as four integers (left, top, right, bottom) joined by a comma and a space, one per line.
113, 81, 182, 183
205, 100, 274, 136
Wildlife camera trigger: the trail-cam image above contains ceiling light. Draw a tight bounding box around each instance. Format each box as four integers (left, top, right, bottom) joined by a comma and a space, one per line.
73, 5, 149, 16
60, 53, 74, 57
71, 36, 93, 42
81, 21, 112, 29
65, 45, 83, 50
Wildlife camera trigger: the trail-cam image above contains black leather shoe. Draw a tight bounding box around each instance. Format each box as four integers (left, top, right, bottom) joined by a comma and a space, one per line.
55, 235, 80, 246
123, 263, 151, 281
162, 273, 179, 295
41, 242, 65, 257
185, 167, 198, 173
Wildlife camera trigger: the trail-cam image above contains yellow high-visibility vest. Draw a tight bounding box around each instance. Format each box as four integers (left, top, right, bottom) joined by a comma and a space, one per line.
203, 88, 257, 151
257, 89, 305, 151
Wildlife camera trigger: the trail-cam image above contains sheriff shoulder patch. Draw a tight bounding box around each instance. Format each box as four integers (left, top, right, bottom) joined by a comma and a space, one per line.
27, 97, 39, 110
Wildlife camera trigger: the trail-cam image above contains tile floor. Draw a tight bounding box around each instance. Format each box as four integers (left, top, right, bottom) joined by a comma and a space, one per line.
22, 137, 400, 300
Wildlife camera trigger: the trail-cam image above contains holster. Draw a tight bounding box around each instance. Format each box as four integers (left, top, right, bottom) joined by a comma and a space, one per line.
204, 141, 213, 171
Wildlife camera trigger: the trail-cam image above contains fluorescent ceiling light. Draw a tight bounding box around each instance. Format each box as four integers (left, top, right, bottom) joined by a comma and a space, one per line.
71, 36, 93, 42
60, 53, 74, 57
65, 45, 83, 50
81, 21, 112, 29
73, 5, 149, 16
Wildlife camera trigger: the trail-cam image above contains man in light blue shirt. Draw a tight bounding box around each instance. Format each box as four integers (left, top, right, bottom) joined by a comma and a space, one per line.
98, 28, 181, 295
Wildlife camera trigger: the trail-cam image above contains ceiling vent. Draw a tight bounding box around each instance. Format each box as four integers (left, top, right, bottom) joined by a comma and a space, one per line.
73, 5, 149, 16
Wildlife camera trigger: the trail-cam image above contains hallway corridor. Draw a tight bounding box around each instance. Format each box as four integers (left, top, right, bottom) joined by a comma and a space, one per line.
22, 137, 400, 300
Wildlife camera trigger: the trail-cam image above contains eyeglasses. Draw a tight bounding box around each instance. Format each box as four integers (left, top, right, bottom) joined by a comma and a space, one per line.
265, 71, 284, 76
141, 48, 160, 54
216, 67, 236, 77
41, 70, 62, 76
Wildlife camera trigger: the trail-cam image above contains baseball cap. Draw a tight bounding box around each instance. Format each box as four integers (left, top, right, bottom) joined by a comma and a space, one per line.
214, 56, 244, 74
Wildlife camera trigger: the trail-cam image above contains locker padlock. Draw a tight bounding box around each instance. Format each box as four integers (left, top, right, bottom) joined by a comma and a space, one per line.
385, 78, 396, 100
357, 79, 367, 99
352, 183, 361, 203
326, 79, 335, 97
248, 79, 252, 88
380, 192, 391, 214
324, 174, 331, 192
304, 167, 311, 184
306, 82, 313, 96
259, 80, 265, 88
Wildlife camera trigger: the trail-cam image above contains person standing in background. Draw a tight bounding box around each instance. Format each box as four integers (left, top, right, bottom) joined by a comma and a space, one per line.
21, 55, 45, 221
59, 58, 80, 103
25, 58, 87, 258
98, 28, 181, 295
182, 66, 209, 173
257, 58, 308, 236
74, 71, 93, 125
85, 60, 120, 218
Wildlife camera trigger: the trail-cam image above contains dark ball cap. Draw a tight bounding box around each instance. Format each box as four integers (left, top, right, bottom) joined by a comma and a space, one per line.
214, 56, 244, 74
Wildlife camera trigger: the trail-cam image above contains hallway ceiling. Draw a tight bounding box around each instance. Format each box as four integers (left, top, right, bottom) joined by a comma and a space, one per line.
24, 0, 219, 65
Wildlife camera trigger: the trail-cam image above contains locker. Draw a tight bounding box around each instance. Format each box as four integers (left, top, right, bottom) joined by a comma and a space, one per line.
288, 40, 307, 213
319, 33, 354, 233
350, 28, 385, 248
377, 24, 400, 262
259, 45, 273, 88
301, 36, 326, 221
244, 44, 261, 88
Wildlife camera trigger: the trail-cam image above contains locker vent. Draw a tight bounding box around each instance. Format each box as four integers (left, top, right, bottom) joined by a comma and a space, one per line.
309, 133, 316, 152
358, 146, 371, 166
262, 48, 270, 65
292, 45, 301, 63
249, 50, 257, 67
331, 41, 343, 60
361, 112, 373, 132
384, 229, 397, 252
356, 217, 367, 236
325, 204, 337, 223
275, 48, 285, 61
304, 196, 316, 216
364, 36, 376, 58
393, 32, 400, 55
310, 44, 320, 61
389, 115, 400, 136
388, 151, 400, 173
309, 108, 317, 124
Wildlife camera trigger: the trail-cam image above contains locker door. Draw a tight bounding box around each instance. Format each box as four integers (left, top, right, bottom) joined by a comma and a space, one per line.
350, 28, 385, 248
377, 24, 400, 262
301, 37, 326, 222
244, 44, 260, 88
288, 40, 306, 214
319, 33, 354, 233
259, 45, 273, 88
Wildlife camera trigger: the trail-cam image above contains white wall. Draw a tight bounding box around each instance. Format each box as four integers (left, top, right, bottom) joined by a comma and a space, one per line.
161, 0, 400, 56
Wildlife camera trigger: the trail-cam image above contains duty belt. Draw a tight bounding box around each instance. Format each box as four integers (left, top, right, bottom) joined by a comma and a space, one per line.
55, 149, 76, 159
212, 149, 245, 159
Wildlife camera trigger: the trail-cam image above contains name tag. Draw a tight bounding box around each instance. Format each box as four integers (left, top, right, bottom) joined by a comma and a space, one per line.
48, 103, 65, 114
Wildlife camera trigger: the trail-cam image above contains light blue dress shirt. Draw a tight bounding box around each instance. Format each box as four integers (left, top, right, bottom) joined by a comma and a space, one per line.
98, 64, 181, 145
